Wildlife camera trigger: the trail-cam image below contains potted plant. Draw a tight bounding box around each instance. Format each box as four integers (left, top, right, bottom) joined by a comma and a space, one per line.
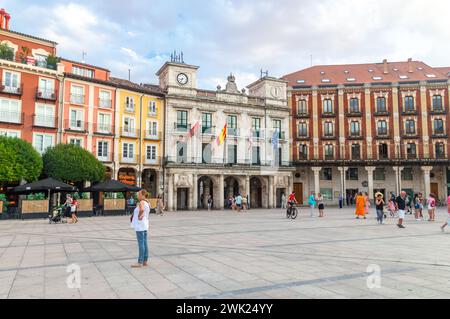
19, 46, 30, 64
46, 54, 58, 70
0, 43, 14, 61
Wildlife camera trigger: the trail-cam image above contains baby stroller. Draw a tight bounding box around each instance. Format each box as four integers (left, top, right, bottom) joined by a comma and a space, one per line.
48, 205, 67, 224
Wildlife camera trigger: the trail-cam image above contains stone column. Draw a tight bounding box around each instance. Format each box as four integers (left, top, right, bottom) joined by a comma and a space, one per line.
268, 176, 274, 208
219, 174, 224, 209
365, 166, 376, 201
338, 167, 348, 199
393, 166, 404, 195
191, 173, 198, 210
311, 167, 322, 195
421, 166, 433, 198
167, 173, 174, 211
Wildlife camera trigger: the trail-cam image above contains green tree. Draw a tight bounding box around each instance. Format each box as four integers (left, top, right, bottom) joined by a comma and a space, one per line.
0, 136, 43, 185
43, 144, 105, 183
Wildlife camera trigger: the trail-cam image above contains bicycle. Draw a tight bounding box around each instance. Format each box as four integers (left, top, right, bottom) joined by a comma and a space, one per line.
286, 205, 298, 219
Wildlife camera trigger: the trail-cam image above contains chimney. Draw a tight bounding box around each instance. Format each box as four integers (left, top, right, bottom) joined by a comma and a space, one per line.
407, 58, 413, 73
0, 9, 5, 30
383, 59, 388, 74
5, 12, 10, 31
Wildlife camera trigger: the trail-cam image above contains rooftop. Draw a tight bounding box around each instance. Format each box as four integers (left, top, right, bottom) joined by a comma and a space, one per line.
110, 77, 165, 96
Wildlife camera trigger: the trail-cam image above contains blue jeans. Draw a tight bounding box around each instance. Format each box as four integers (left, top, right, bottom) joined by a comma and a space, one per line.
376, 209, 384, 223
136, 231, 148, 264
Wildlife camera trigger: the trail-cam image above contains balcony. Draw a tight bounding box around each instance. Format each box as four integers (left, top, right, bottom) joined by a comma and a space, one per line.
296, 134, 309, 140
374, 111, 390, 117
97, 153, 113, 163
406, 153, 417, 160
348, 133, 363, 140
143, 156, 161, 166
119, 154, 137, 164
124, 103, 135, 113
64, 119, 87, 132
0, 84, 22, 96
0, 111, 23, 124
94, 123, 114, 135
431, 132, 448, 138
174, 122, 189, 133
99, 98, 112, 109
296, 112, 310, 119
402, 109, 417, 115
70, 94, 85, 105
252, 130, 264, 140
36, 88, 56, 101
346, 111, 362, 117
402, 131, 419, 138
201, 126, 216, 136
430, 108, 446, 115
33, 115, 56, 128
322, 135, 336, 140
145, 131, 162, 140
121, 127, 138, 138
321, 112, 336, 118
0, 55, 57, 70
227, 127, 240, 137
297, 154, 308, 161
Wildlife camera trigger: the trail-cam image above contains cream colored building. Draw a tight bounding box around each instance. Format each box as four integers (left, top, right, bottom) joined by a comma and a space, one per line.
157, 60, 294, 210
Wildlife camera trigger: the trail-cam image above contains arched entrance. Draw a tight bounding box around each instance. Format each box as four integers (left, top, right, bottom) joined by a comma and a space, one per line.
142, 169, 157, 197
118, 168, 136, 186
224, 176, 240, 208
250, 177, 263, 208
104, 167, 113, 180
198, 176, 214, 209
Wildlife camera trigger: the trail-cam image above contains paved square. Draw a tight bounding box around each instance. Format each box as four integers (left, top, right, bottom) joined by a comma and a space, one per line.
0, 207, 450, 299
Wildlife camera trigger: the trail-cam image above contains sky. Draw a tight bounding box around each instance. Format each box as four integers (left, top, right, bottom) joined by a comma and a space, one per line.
2, 0, 449, 89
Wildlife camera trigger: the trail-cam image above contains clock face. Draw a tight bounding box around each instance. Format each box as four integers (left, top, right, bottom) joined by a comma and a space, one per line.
177, 73, 188, 85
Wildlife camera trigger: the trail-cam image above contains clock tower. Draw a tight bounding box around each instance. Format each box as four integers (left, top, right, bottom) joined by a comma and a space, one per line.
156, 55, 199, 96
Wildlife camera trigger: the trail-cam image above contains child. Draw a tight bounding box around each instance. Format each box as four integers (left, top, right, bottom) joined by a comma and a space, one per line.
387, 199, 396, 217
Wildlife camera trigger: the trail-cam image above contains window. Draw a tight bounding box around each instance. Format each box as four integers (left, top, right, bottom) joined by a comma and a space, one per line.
324, 144, 334, 158
298, 123, 308, 137
377, 121, 388, 135
320, 188, 333, 201
297, 99, 308, 114
35, 54, 47, 68
148, 101, 157, 115
273, 119, 282, 139
70, 85, 84, 104
0, 130, 19, 138
324, 122, 334, 137
378, 143, 388, 159
252, 118, 261, 138
404, 96, 415, 112
3, 70, 20, 93
227, 145, 237, 164
97, 113, 111, 133
72, 66, 94, 78
374, 168, 386, 181
35, 104, 55, 127
147, 121, 158, 137
406, 143, 416, 158
323, 99, 333, 114
123, 117, 135, 136
122, 143, 134, 161
69, 138, 82, 147
320, 168, 333, 181
202, 113, 212, 134
351, 144, 361, 159
125, 97, 135, 112
176, 110, 188, 131
405, 120, 416, 134
433, 119, 444, 134
146, 145, 157, 162
349, 98, 359, 113
69, 109, 84, 130
376, 97, 386, 113
298, 144, 308, 159
99, 91, 111, 108
33, 133, 53, 154
0, 98, 21, 123
346, 168, 359, 180
252, 146, 261, 165
432, 95, 443, 111
227, 115, 238, 136
436, 142, 445, 158
97, 141, 109, 161
402, 167, 413, 181
350, 121, 360, 136
38, 78, 55, 99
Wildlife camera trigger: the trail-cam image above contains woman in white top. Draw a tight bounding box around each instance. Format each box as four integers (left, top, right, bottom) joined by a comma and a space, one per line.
130, 190, 150, 268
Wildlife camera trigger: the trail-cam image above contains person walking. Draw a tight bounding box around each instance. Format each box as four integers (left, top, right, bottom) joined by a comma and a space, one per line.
440, 194, 450, 232
235, 194, 243, 212
316, 193, 325, 218
70, 196, 79, 224
413, 193, 422, 221
418, 193, 424, 219
130, 190, 150, 268
156, 194, 165, 216
281, 193, 286, 209
241, 195, 247, 211
355, 192, 366, 219
427, 193, 436, 222
338, 193, 343, 209
207, 195, 213, 211
396, 191, 407, 228
375, 192, 385, 224
364, 192, 370, 215
308, 192, 316, 217
64, 194, 73, 218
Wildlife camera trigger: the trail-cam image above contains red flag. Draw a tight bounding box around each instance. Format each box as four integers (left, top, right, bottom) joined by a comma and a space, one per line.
188, 121, 200, 138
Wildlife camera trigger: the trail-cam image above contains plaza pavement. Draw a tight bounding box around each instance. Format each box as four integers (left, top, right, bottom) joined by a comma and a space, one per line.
0, 206, 449, 299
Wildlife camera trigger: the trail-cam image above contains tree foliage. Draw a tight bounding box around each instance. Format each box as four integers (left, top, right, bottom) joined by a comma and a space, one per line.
43, 144, 105, 183
0, 136, 43, 184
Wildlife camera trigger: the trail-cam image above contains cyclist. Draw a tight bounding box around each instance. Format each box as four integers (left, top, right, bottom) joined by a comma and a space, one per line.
286, 191, 299, 218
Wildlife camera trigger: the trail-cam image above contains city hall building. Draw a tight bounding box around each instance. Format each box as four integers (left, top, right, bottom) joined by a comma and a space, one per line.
157, 58, 294, 211
284, 59, 450, 204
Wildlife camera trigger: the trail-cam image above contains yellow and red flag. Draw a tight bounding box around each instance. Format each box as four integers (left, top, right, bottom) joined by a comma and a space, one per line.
216, 123, 227, 146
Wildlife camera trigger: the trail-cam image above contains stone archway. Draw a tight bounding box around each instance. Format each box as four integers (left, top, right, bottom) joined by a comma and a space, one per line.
224, 176, 240, 209
250, 177, 263, 208
198, 176, 214, 209
142, 169, 157, 197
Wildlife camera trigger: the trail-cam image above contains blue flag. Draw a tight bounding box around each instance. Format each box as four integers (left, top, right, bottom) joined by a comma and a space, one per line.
272, 131, 279, 149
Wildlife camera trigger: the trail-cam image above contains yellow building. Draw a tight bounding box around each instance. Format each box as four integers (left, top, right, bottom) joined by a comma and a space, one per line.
110, 77, 165, 197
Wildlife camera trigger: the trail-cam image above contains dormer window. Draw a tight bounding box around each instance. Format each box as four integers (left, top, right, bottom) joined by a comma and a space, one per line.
346, 78, 356, 82
399, 75, 409, 79
321, 78, 331, 83
297, 80, 305, 84
372, 76, 383, 81
73, 66, 94, 78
